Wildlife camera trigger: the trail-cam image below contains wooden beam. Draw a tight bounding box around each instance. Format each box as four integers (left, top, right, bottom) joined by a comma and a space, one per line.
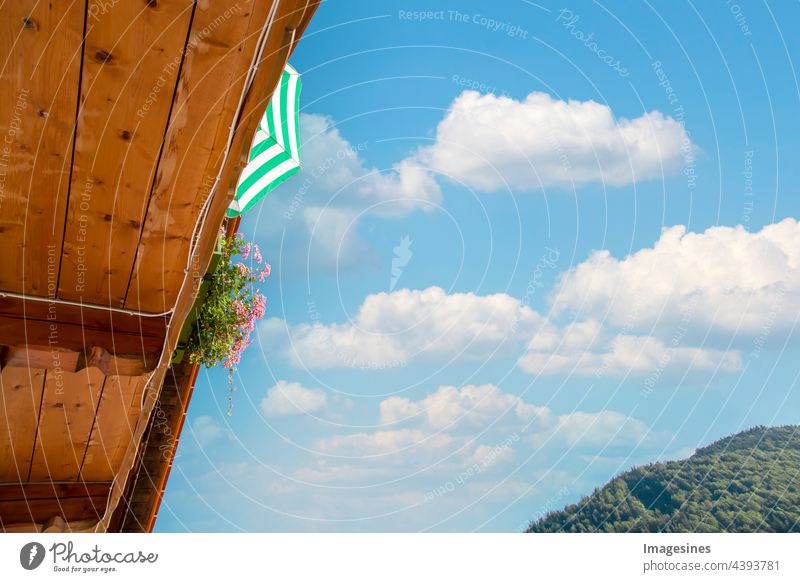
0, 481, 110, 501
0, 318, 164, 362
42, 515, 67, 532
58, 0, 195, 307
0, 296, 167, 360
2, 517, 99, 533
80, 375, 146, 481
0, 496, 106, 527
77, 346, 152, 376
0, 367, 45, 482
28, 368, 104, 481
1, 345, 154, 376
0, 1, 83, 296
0, 482, 110, 531
0, 296, 169, 335
0, 346, 79, 371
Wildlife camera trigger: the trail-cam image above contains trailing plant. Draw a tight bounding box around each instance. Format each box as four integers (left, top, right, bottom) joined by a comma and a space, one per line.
187, 227, 270, 415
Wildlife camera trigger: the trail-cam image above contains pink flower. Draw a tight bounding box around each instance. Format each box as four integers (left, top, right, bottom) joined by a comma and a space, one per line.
200, 235, 271, 395
232, 299, 246, 318
252, 294, 267, 320
258, 263, 271, 282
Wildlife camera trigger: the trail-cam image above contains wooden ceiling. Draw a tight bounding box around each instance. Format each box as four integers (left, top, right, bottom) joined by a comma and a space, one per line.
0, 0, 320, 532
0, 0, 312, 313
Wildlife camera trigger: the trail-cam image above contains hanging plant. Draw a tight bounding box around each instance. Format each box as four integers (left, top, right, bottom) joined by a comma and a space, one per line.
186, 227, 270, 415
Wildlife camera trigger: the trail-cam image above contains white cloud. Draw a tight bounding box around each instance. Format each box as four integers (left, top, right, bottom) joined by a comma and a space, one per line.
261, 380, 328, 417
249, 113, 441, 273
298, 114, 441, 216
527, 410, 664, 451
179, 385, 676, 532
552, 219, 800, 338
265, 286, 545, 369
468, 443, 517, 470
518, 320, 742, 377
263, 285, 743, 381
315, 428, 457, 457
317, 384, 662, 460
417, 90, 692, 191
380, 384, 551, 430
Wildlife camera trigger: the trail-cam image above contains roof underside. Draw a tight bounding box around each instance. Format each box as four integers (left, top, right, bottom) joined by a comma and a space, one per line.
0, 0, 318, 532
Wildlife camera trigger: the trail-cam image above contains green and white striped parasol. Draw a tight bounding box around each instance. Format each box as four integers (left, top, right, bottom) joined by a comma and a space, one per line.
227, 64, 302, 217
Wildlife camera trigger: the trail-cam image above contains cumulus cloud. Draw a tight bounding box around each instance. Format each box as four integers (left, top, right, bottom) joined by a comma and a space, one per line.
298, 114, 441, 215
417, 90, 693, 191
518, 320, 742, 377
180, 385, 674, 531
249, 113, 441, 273
251, 96, 693, 275
262, 285, 743, 380
264, 286, 545, 369
317, 384, 662, 459
379, 384, 551, 429
527, 410, 664, 451
261, 380, 328, 417
551, 219, 800, 338
316, 428, 457, 457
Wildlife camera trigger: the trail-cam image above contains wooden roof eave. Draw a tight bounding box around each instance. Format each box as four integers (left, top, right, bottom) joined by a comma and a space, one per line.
100, 0, 321, 532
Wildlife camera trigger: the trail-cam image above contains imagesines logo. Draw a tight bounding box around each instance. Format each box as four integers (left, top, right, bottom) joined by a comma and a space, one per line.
20, 542, 46, 570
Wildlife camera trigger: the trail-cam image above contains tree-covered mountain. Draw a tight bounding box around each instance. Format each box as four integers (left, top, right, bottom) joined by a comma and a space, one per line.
526, 425, 800, 533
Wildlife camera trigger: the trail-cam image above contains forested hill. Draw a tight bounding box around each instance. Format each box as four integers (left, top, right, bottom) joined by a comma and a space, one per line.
526, 425, 800, 533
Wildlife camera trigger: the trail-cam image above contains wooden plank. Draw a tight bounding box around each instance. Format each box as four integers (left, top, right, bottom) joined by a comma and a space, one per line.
0, 522, 42, 532
76, 346, 153, 376
0, 296, 169, 336
169, 3, 309, 308
125, 0, 283, 312
28, 368, 104, 481
0, 481, 110, 501
0, 495, 106, 526
80, 375, 145, 481
1, 517, 99, 532
58, 0, 194, 307
0, 318, 164, 363
1, 345, 155, 376
1, 346, 79, 374
78, 347, 154, 376
0, 1, 83, 296
0, 367, 45, 482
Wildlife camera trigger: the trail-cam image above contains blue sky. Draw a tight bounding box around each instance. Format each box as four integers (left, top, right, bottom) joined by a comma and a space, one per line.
156, 0, 800, 532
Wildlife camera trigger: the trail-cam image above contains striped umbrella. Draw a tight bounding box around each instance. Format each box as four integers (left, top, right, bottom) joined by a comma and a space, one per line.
227, 64, 302, 217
